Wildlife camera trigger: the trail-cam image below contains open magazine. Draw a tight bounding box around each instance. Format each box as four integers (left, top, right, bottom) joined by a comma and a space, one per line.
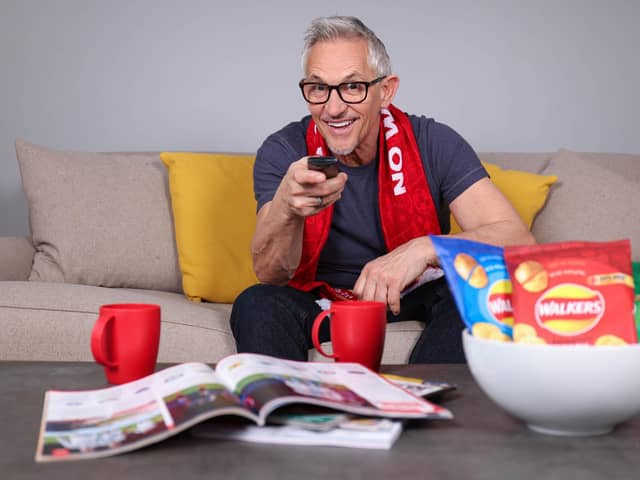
36, 353, 452, 462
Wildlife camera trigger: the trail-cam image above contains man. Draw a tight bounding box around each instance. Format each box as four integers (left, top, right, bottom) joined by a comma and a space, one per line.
230, 16, 533, 363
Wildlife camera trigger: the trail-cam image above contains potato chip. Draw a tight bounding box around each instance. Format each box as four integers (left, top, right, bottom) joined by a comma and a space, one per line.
488, 331, 512, 342
472, 322, 501, 339
513, 323, 537, 342
594, 334, 627, 346
515, 335, 547, 345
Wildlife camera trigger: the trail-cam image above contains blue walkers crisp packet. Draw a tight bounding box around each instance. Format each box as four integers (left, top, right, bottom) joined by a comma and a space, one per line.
431, 236, 513, 340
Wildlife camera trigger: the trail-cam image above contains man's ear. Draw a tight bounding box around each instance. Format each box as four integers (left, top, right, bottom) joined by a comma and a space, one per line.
380, 75, 399, 107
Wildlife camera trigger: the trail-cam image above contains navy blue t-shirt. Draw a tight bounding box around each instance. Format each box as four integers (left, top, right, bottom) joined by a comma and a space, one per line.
254, 114, 486, 289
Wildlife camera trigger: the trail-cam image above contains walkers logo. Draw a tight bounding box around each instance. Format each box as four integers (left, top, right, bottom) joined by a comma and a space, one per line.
487, 279, 513, 327
535, 283, 605, 335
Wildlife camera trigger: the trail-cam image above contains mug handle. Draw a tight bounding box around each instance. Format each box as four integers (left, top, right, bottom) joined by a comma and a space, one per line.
90, 314, 118, 368
311, 309, 337, 359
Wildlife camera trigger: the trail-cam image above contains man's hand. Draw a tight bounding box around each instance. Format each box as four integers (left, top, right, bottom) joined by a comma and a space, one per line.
353, 236, 437, 315
274, 157, 347, 219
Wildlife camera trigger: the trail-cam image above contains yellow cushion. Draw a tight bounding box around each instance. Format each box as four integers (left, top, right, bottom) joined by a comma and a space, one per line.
450, 162, 558, 234
161, 152, 258, 303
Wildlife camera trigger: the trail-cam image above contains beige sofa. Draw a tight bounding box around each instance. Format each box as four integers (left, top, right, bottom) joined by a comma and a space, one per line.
1, 142, 638, 364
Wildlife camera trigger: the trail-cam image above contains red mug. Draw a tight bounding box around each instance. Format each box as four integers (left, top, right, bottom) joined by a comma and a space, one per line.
91, 304, 161, 384
311, 301, 387, 371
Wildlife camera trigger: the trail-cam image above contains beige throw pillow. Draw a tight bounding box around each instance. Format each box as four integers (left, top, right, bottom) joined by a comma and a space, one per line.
533, 149, 640, 261
16, 139, 182, 292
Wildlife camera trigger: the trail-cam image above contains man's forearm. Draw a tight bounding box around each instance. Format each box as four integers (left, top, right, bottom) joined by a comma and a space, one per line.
251, 201, 305, 284
251, 158, 348, 284
451, 219, 536, 249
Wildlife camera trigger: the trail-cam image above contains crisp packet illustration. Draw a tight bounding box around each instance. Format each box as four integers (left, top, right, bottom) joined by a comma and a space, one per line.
431, 236, 513, 340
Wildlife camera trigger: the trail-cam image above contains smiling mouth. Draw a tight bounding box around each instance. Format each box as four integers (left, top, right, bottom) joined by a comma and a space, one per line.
325, 119, 355, 129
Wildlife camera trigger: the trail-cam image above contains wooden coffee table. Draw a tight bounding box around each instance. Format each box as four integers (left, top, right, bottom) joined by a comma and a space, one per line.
2, 361, 639, 479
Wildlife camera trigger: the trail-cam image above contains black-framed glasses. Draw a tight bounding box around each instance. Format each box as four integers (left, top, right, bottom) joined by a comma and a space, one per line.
299, 76, 386, 104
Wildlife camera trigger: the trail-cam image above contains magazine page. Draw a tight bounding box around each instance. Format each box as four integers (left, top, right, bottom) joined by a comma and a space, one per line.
215, 353, 453, 424
190, 415, 403, 450
400, 266, 444, 298
35, 362, 254, 462
381, 373, 456, 398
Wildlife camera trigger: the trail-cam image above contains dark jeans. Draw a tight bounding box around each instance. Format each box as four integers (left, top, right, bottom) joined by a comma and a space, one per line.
230, 277, 466, 364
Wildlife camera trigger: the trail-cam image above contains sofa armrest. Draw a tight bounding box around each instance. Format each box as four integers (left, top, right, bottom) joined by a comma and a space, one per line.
0, 236, 34, 280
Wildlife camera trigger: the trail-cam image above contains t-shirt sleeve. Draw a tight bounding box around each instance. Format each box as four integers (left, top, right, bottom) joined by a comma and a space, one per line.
414, 116, 487, 206
411, 115, 487, 234
254, 124, 307, 212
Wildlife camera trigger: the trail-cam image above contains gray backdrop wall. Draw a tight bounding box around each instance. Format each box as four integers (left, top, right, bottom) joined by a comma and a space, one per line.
1, 0, 638, 236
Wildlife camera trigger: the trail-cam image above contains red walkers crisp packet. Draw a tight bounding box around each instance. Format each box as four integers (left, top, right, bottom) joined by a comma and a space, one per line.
503, 240, 636, 345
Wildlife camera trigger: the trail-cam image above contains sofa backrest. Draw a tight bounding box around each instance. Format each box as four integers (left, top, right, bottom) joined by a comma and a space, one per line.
532, 149, 639, 261
478, 152, 552, 175
11, 140, 640, 296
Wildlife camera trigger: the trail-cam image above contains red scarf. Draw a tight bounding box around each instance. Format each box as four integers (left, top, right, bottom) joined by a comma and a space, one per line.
288, 104, 441, 300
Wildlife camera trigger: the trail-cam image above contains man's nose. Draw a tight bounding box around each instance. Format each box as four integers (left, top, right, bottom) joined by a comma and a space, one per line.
324, 88, 347, 116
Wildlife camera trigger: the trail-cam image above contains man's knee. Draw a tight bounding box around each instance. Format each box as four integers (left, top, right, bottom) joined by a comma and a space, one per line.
230, 284, 277, 333
232, 284, 266, 315
230, 284, 318, 360
231, 284, 315, 334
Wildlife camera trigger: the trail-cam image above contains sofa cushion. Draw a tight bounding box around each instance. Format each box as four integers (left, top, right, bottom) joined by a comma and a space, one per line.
15, 140, 182, 292
534, 149, 640, 261
0, 281, 235, 363
161, 152, 259, 303
450, 162, 557, 233
0, 236, 34, 281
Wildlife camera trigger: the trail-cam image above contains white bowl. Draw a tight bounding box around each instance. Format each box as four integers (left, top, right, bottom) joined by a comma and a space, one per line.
462, 329, 640, 436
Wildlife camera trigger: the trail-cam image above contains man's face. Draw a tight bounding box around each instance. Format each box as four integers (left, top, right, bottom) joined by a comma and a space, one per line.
304, 38, 387, 162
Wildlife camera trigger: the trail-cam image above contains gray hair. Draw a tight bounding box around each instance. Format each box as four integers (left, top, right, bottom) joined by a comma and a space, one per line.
301, 16, 392, 77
